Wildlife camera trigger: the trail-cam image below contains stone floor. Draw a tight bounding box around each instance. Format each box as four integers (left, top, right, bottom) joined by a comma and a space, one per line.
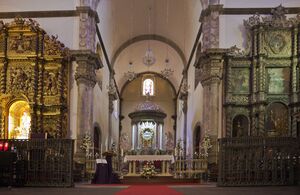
0, 183, 299, 195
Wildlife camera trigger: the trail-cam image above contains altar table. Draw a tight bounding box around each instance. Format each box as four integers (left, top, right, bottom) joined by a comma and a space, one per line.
124, 155, 174, 176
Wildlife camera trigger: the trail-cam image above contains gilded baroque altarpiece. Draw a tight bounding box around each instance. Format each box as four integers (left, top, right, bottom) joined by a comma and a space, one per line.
0, 18, 69, 138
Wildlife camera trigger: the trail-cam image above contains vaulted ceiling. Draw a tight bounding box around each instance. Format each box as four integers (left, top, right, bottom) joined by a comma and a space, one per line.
97, 0, 202, 91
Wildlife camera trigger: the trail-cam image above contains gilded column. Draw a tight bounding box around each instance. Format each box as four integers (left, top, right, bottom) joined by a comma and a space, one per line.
0, 106, 3, 138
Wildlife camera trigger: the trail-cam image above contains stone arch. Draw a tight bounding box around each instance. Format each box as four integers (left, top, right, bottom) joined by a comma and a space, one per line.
0, 94, 31, 139
111, 34, 187, 68
120, 71, 177, 97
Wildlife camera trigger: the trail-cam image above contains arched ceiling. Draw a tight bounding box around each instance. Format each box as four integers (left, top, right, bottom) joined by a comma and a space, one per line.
97, 0, 202, 91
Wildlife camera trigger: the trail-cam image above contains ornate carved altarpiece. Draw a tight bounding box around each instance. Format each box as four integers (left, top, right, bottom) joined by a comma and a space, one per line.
0, 18, 69, 138
224, 6, 300, 137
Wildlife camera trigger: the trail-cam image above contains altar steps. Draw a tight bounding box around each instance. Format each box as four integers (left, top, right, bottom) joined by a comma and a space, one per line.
121, 176, 201, 185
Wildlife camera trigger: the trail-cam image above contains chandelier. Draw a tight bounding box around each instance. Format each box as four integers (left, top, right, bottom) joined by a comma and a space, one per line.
143, 48, 156, 66
161, 59, 174, 78
143, 7, 156, 67
161, 1, 173, 78
124, 62, 136, 81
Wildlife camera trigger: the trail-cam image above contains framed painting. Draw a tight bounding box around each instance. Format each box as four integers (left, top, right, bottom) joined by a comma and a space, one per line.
267, 68, 289, 94
231, 68, 249, 94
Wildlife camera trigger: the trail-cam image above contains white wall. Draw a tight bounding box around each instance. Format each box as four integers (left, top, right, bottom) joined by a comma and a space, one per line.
0, 0, 77, 11
93, 60, 111, 151
186, 56, 204, 156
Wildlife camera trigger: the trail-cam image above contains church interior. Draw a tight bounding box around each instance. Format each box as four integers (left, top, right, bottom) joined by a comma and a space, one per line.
0, 0, 300, 194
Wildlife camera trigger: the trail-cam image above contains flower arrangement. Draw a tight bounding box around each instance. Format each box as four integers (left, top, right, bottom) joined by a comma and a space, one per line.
80, 132, 92, 153
199, 134, 212, 157
141, 161, 156, 179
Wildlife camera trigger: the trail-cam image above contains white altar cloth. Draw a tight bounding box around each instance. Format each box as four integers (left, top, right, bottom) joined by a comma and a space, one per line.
96, 159, 107, 164
124, 155, 175, 163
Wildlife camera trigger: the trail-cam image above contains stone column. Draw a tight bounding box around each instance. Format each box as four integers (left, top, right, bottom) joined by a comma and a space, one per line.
72, 50, 101, 162
131, 124, 136, 150
200, 5, 222, 51
195, 49, 225, 164
78, 0, 100, 52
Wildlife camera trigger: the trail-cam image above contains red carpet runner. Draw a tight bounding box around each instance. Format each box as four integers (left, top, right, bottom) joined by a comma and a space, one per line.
115, 185, 183, 195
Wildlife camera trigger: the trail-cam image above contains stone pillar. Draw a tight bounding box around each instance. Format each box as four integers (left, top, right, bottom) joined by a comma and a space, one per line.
78, 0, 100, 52
200, 4, 222, 51
108, 78, 118, 150
179, 76, 189, 158
72, 50, 101, 162
196, 49, 225, 164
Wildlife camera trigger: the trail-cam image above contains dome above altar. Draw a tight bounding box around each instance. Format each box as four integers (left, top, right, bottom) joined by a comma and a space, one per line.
135, 101, 164, 113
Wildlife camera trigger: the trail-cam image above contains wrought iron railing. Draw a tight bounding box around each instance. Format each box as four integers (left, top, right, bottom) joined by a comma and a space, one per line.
218, 137, 300, 186
0, 139, 74, 187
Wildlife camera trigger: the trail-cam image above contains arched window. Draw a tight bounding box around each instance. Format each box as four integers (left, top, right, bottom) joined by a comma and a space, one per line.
143, 78, 154, 96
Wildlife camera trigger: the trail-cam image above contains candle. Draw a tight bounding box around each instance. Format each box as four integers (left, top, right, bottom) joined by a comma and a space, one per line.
105, 138, 108, 151
121, 148, 124, 157
100, 144, 102, 158
4, 142, 9, 151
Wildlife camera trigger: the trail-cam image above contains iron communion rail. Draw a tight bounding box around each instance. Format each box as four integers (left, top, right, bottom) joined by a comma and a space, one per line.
218, 137, 300, 186
0, 139, 74, 187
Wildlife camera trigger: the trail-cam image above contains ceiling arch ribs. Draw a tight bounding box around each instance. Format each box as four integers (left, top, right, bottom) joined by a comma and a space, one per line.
111, 34, 187, 68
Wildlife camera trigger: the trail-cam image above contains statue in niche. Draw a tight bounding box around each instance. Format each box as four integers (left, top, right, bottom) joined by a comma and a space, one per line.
232, 115, 249, 137
9, 34, 32, 53
9, 67, 31, 92
44, 71, 57, 95
265, 103, 288, 136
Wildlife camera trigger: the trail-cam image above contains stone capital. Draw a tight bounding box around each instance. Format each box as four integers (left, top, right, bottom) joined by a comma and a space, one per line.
76, 6, 100, 23
71, 49, 102, 69
195, 48, 227, 86
71, 50, 102, 87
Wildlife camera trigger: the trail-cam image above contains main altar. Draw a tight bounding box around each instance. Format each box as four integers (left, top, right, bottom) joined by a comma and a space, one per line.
124, 154, 174, 176
120, 100, 176, 177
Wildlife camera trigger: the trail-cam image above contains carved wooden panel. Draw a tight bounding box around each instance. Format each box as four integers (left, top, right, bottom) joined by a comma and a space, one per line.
224, 6, 300, 137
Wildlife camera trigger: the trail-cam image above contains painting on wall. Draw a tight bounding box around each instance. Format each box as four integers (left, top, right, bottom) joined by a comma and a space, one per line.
231, 68, 249, 94
267, 68, 290, 94
265, 102, 288, 136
